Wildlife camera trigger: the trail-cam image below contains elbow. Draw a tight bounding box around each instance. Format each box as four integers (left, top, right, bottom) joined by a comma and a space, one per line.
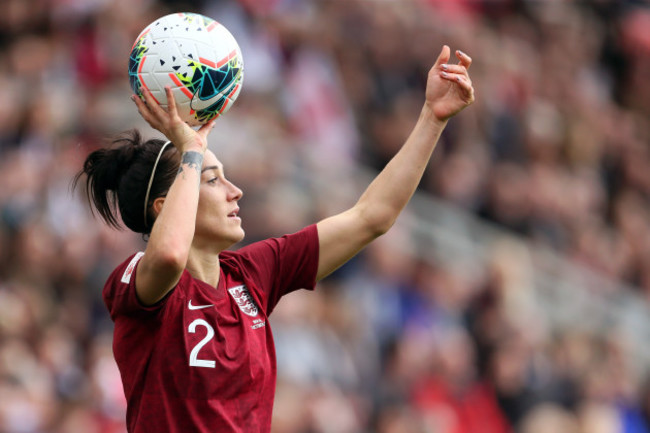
360, 206, 397, 239
372, 218, 396, 238
149, 245, 189, 273
144, 223, 194, 275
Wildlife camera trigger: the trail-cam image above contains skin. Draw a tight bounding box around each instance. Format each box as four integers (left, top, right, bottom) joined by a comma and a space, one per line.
131, 45, 474, 305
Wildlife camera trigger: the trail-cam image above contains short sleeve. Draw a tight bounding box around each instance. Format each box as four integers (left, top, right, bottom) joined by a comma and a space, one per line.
103, 252, 167, 319
228, 224, 319, 313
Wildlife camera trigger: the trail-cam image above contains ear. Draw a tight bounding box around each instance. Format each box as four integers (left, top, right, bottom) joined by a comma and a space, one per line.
152, 196, 166, 219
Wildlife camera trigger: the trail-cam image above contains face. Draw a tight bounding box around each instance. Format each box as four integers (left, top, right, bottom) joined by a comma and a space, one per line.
194, 150, 244, 251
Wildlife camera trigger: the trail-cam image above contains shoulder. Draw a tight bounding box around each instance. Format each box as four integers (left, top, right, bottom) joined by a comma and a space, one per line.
103, 252, 146, 318
232, 225, 319, 258
103, 252, 194, 317
219, 225, 319, 301
105, 252, 145, 290
218, 225, 317, 272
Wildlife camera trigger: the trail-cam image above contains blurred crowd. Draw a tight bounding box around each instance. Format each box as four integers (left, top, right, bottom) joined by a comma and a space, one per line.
1, 0, 650, 432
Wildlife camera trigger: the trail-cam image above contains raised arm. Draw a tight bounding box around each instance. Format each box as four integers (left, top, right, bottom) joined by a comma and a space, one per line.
316, 45, 474, 280
131, 86, 216, 305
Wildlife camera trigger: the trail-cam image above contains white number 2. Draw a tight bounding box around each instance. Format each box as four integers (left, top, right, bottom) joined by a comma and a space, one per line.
188, 319, 216, 368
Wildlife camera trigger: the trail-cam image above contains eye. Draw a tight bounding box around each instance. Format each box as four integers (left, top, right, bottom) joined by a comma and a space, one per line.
207, 177, 219, 184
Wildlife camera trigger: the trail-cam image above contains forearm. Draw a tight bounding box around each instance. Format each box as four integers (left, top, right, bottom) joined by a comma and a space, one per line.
356, 105, 446, 233
315, 46, 473, 280
147, 149, 204, 266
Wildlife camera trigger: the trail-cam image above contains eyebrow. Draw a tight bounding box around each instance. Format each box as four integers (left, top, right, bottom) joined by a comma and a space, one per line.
201, 165, 223, 174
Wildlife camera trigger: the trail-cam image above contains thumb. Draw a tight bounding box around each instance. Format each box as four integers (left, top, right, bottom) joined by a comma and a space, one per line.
197, 119, 217, 136
433, 45, 451, 69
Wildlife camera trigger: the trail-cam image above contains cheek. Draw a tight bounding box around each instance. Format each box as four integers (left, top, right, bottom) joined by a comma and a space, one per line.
198, 199, 214, 215
198, 191, 224, 214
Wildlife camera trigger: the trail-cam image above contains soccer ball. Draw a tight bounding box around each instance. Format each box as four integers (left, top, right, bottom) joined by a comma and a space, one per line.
128, 12, 244, 126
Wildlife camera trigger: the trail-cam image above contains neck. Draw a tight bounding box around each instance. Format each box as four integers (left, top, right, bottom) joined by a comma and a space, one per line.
186, 248, 221, 288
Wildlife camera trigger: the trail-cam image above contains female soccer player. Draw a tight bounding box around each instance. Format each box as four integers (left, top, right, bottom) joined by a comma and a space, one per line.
76, 45, 473, 433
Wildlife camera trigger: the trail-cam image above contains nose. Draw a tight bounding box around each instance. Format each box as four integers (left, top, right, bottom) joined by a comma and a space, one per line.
227, 180, 243, 201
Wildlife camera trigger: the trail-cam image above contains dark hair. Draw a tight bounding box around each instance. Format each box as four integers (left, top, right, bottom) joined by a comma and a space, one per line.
73, 130, 179, 234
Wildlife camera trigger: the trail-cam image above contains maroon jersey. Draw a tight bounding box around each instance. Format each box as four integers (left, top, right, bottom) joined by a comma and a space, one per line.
103, 225, 319, 433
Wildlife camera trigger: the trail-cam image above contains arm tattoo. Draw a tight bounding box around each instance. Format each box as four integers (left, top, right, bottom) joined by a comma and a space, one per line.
178, 151, 203, 181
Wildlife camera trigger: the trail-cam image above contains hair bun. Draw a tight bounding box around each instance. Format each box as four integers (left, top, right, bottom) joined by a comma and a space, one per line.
75, 130, 146, 229
85, 145, 135, 192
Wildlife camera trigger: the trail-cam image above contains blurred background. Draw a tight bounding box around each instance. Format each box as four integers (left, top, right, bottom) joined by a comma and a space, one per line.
2, 0, 650, 432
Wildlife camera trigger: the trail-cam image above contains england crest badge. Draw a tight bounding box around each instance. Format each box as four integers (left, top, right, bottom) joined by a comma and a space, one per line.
227, 285, 259, 317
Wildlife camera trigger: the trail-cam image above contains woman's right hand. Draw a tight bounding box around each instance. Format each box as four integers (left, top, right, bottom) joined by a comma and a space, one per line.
131, 86, 216, 153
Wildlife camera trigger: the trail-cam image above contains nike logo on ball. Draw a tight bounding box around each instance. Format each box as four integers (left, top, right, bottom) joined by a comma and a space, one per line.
190, 78, 238, 111
188, 300, 214, 310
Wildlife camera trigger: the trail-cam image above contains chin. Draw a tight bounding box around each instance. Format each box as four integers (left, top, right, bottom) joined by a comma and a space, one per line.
199, 225, 246, 251
226, 227, 245, 247
234, 228, 245, 243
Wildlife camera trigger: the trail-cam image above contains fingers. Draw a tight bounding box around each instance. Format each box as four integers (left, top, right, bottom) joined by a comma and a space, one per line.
131, 92, 146, 112
435, 46, 471, 81
440, 63, 466, 75
433, 45, 451, 69
164, 86, 178, 117
440, 71, 468, 85
434, 46, 471, 71
440, 62, 471, 85
131, 85, 181, 126
197, 119, 217, 138
131, 92, 155, 123
455, 49, 472, 70
439, 48, 474, 103
133, 86, 164, 118
439, 48, 472, 85
440, 72, 475, 102
140, 85, 160, 110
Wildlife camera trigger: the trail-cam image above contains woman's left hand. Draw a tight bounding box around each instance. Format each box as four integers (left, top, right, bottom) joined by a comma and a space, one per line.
425, 45, 475, 122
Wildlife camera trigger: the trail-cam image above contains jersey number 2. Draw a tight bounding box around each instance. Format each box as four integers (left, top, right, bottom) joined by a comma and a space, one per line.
188, 319, 216, 368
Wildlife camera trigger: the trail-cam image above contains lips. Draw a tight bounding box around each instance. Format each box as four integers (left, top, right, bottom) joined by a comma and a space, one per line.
228, 208, 240, 218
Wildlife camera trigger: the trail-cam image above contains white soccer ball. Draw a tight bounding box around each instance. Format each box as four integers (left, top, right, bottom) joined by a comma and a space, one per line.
128, 12, 244, 126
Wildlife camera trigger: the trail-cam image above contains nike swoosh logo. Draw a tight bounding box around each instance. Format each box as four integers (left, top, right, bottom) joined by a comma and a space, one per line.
188, 300, 214, 310
190, 77, 239, 111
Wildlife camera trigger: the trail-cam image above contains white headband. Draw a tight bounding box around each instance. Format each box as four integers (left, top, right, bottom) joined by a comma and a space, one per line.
143, 140, 172, 228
